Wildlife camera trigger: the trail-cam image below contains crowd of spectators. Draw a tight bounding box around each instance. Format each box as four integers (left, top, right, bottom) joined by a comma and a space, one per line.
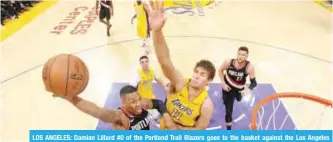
324, 0, 332, 7
1, 1, 40, 26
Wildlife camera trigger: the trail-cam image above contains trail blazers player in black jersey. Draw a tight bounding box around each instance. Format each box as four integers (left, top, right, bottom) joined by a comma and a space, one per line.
96, 0, 113, 36
218, 46, 257, 130
54, 85, 176, 130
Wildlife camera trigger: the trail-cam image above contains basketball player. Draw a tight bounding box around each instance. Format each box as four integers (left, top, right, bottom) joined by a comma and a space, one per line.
218, 46, 257, 130
96, 0, 113, 36
54, 85, 176, 130
145, 1, 215, 130
129, 55, 168, 126
130, 55, 168, 100
131, 0, 151, 55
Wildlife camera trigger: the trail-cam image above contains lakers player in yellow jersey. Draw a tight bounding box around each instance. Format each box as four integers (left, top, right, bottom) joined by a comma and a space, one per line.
131, 0, 151, 55
129, 55, 168, 126
145, 1, 216, 130
130, 55, 168, 100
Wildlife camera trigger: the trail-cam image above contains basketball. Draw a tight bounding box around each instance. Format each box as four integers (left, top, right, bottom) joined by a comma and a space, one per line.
42, 54, 89, 97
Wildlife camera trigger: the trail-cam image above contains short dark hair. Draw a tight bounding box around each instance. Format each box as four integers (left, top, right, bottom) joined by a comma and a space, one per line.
194, 60, 216, 80
120, 85, 137, 96
137, 0, 142, 5
139, 55, 148, 61
238, 46, 249, 54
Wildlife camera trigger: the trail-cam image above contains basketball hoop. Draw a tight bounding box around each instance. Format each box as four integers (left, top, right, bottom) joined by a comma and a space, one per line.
250, 92, 332, 130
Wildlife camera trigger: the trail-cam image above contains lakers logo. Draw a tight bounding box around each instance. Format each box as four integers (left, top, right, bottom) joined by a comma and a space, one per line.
171, 99, 193, 115
164, 0, 221, 16
71, 74, 83, 80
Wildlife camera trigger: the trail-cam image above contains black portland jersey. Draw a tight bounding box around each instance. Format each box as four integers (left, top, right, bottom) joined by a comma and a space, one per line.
100, 0, 111, 8
119, 107, 150, 130
224, 59, 249, 89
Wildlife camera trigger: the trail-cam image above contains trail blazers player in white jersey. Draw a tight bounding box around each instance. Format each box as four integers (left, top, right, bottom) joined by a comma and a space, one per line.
218, 46, 257, 130
54, 85, 176, 130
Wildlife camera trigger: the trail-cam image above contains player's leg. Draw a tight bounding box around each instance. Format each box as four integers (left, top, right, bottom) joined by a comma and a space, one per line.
138, 24, 148, 48
222, 89, 235, 130
142, 38, 149, 55
137, 23, 149, 55
105, 7, 111, 36
235, 89, 243, 102
143, 19, 151, 55
99, 7, 108, 25
99, 6, 111, 36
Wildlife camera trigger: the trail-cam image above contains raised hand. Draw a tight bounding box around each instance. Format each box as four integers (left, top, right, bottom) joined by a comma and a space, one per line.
145, 0, 166, 32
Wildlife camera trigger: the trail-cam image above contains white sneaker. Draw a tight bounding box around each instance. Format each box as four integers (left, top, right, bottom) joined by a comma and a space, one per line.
144, 49, 149, 56
141, 49, 149, 56
144, 45, 150, 55
141, 42, 146, 47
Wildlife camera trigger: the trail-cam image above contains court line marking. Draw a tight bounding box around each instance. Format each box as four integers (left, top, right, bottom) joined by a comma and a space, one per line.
206, 125, 222, 130
1, 35, 331, 84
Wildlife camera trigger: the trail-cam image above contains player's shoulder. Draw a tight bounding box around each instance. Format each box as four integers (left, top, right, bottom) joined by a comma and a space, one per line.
221, 58, 232, 66
116, 107, 125, 114
245, 60, 252, 66
223, 58, 232, 63
246, 61, 254, 71
202, 96, 213, 108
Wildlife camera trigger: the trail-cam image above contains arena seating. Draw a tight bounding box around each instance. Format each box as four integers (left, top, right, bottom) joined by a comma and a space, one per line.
1, 0, 40, 25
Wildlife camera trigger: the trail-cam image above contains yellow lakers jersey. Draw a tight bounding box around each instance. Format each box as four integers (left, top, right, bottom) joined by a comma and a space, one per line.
165, 79, 208, 127
137, 68, 155, 99
134, 3, 149, 38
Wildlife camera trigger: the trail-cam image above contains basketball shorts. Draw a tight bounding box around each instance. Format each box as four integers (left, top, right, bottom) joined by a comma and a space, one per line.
99, 6, 111, 20
222, 81, 244, 103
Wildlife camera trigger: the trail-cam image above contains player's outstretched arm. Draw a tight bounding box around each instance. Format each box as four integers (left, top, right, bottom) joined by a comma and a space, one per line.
146, 0, 185, 91
152, 30, 185, 91
153, 71, 168, 90
64, 96, 128, 129
177, 97, 214, 130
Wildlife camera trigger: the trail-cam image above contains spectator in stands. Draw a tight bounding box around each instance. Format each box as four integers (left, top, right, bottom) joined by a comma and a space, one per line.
1, 0, 39, 25
324, 0, 332, 7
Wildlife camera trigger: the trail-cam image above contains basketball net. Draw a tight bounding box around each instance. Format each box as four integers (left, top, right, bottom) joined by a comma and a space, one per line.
250, 93, 332, 130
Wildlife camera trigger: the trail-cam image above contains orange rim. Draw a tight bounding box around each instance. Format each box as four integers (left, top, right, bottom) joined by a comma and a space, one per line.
251, 92, 332, 130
